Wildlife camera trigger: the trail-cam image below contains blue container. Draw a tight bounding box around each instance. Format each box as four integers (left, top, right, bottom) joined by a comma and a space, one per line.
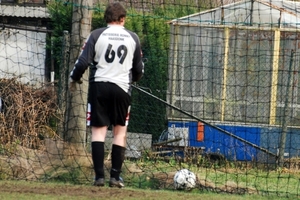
204, 125, 261, 161
168, 121, 261, 161
260, 126, 300, 158
168, 121, 300, 161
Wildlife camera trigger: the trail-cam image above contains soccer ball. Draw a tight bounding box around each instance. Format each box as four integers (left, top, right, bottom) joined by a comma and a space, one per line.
173, 169, 196, 190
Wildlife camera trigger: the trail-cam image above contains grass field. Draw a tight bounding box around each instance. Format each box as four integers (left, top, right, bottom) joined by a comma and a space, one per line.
0, 142, 299, 199
0, 180, 293, 200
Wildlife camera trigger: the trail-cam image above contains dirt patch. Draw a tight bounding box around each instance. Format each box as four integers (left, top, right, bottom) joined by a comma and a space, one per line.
0, 180, 200, 200
1, 184, 138, 198
0, 181, 146, 199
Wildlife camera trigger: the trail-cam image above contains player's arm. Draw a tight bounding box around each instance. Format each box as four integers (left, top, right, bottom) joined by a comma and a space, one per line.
70, 34, 95, 82
131, 36, 144, 82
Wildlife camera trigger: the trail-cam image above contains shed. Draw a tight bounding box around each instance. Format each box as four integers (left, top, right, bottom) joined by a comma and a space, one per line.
167, 0, 300, 127
0, 4, 50, 86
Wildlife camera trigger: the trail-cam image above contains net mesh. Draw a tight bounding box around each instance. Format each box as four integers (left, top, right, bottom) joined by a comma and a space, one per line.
1, 0, 300, 197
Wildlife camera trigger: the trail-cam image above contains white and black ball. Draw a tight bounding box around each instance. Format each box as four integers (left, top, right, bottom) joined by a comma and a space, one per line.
173, 169, 196, 190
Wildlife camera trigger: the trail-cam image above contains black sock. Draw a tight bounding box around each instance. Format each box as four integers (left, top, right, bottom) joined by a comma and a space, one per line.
92, 141, 105, 180
110, 144, 126, 180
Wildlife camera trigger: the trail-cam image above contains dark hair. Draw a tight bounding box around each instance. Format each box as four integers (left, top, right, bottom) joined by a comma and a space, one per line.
104, 2, 127, 23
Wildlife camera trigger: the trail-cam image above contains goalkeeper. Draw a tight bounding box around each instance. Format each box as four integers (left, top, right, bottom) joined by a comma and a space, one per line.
69, 1, 144, 188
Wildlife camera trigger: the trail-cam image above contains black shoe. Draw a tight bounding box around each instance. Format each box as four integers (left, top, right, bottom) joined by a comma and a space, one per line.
109, 177, 124, 188
94, 178, 105, 187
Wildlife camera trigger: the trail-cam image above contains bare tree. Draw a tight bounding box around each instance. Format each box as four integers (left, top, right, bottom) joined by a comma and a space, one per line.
66, 0, 93, 147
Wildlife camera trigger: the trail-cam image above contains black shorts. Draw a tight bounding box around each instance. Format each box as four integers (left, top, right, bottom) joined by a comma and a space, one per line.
87, 82, 131, 127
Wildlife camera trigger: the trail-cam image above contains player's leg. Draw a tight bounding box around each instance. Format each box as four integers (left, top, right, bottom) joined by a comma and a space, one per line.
108, 84, 131, 188
91, 126, 107, 186
109, 125, 127, 188
89, 82, 110, 186
112, 125, 127, 147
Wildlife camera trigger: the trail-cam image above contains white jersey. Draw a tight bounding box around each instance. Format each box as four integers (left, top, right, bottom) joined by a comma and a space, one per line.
70, 25, 144, 94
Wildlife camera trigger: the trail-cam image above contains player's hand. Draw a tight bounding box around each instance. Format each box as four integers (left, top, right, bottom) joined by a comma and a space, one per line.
69, 77, 82, 91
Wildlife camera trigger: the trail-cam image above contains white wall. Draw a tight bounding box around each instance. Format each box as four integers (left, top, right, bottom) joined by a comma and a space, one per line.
0, 28, 46, 86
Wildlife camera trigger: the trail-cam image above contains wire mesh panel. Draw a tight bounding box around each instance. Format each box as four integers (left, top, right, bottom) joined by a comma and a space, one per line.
168, 26, 225, 120
168, 7, 300, 127
224, 29, 273, 123
1, 0, 300, 198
